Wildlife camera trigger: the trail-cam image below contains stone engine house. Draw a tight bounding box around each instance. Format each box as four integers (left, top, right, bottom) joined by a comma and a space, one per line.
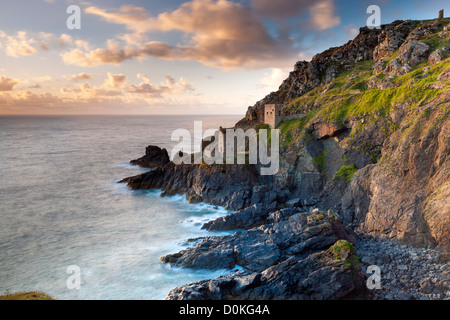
264, 104, 282, 129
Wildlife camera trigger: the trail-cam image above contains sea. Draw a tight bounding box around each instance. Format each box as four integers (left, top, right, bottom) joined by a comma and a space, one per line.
0, 115, 241, 300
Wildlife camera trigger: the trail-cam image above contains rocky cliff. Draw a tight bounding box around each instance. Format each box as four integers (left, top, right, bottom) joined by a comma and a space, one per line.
122, 16, 450, 300
234, 17, 450, 249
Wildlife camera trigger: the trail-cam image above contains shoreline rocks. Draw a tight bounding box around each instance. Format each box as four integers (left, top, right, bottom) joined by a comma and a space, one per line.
162, 210, 349, 272
165, 240, 367, 300
161, 210, 370, 300
130, 145, 170, 168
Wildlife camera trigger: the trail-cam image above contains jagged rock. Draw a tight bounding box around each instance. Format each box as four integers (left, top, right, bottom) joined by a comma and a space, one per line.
373, 61, 386, 74
201, 206, 302, 232
186, 193, 203, 204
355, 91, 450, 247
437, 68, 450, 81
373, 32, 405, 63
397, 40, 430, 66
428, 49, 443, 65
378, 80, 396, 89
122, 17, 450, 301
389, 103, 409, 124
121, 162, 261, 211
235, 24, 388, 128
130, 145, 170, 168
161, 211, 355, 272
202, 204, 289, 231
384, 59, 411, 77
165, 240, 366, 300
285, 198, 302, 208
430, 82, 446, 89
308, 121, 347, 139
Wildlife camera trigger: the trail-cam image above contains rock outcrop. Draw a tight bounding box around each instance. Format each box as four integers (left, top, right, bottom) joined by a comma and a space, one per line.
122, 161, 262, 211
130, 145, 170, 168
162, 210, 354, 272
164, 212, 365, 300
166, 240, 366, 300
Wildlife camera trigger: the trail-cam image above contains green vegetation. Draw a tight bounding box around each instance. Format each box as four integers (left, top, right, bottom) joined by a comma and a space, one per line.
334, 163, 358, 182
307, 210, 326, 224
312, 150, 327, 176
254, 123, 270, 131
276, 56, 449, 148
276, 114, 312, 147
422, 33, 450, 52
0, 291, 54, 300
328, 240, 360, 268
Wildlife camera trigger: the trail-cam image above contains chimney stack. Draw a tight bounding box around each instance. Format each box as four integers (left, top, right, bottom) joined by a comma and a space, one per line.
438, 9, 444, 20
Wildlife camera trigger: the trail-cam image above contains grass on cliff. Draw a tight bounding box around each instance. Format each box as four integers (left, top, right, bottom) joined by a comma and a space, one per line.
333, 163, 358, 182
0, 291, 54, 300
281, 56, 450, 132
328, 240, 360, 269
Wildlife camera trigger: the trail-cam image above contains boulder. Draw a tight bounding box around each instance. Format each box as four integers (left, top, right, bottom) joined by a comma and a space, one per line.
428, 49, 443, 65
397, 40, 430, 66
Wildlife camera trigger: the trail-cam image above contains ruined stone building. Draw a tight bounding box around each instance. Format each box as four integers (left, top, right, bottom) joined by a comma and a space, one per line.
264, 104, 282, 129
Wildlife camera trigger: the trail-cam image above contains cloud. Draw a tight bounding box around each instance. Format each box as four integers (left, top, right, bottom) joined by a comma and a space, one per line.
0, 71, 199, 114
344, 24, 359, 38
252, 0, 340, 31
0, 31, 37, 57
309, 0, 341, 30
61, 81, 123, 98
0, 91, 63, 108
0, 76, 19, 91
258, 68, 289, 91
0, 30, 78, 58
79, 0, 299, 69
104, 72, 127, 89
61, 39, 177, 66
84, 5, 151, 32
72, 73, 92, 81
60, 72, 193, 102
126, 74, 194, 97
33, 75, 53, 83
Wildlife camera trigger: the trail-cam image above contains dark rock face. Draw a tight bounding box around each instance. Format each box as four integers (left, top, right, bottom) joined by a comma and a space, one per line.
122, 160, 263, 211
130, 145, 170, 168
202, 206, 303, 232
358, 92, 450, 247
307, 121, 348, 140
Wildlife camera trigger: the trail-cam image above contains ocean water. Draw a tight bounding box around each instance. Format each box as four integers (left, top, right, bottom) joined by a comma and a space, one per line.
0, 115, 241, 300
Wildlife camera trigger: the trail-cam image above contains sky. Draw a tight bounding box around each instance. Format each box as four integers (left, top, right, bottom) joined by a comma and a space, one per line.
0, 0, 447, 115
